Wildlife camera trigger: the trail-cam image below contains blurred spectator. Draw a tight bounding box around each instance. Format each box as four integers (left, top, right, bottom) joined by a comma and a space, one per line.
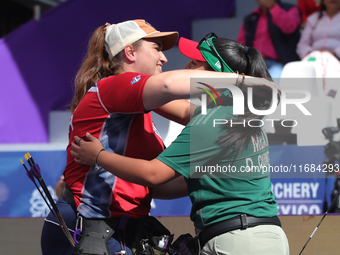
296, 0, 340, 97
298, 0, 321, 28
237, 0, 301, 80
54, 175, 65, 199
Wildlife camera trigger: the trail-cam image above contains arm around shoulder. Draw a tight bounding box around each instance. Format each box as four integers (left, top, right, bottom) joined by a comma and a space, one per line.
142, 69, 277, 111
97, 153, 180, 187
71, 133, 180, 186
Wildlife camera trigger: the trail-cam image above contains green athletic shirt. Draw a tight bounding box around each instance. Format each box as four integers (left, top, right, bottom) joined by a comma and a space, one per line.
157, 90, 278, 229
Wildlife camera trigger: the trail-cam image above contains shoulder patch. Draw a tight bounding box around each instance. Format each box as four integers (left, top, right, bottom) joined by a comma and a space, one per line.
131, 75, 141, 85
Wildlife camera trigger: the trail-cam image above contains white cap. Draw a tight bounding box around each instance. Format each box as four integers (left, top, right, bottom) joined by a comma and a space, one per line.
105, 19, 178, 59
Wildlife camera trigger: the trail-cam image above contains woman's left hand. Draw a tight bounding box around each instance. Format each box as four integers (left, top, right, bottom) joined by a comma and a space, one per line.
71, 133, 104, 165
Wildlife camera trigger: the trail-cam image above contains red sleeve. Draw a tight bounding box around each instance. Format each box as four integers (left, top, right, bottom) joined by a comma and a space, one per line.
298, 0, 308, 23
97, 72, 152, 113
298, 0, 320, 23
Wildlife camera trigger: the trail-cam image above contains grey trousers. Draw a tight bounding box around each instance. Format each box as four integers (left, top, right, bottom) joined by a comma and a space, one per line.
199, 225, 289, 255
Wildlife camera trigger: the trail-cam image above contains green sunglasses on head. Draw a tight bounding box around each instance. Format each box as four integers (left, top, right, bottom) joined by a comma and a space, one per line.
198, 33, 234, 73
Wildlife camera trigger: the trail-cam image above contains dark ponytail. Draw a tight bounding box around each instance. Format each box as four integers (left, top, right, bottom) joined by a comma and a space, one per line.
307, 0, 325, 43
318, 0, 326, 19
213, 38, 273, 158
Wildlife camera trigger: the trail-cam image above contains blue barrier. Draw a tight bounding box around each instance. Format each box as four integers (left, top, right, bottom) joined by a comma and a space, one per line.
0, 145, 335, 217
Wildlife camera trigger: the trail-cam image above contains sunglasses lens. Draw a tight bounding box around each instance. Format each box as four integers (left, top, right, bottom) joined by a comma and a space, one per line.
198, 33, 218, 46
198, 37, 206, 46
206, 33, 215, 39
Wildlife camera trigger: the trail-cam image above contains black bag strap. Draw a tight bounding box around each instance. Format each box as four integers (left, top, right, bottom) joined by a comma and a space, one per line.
169, 233, 199, 255
74, 218, 116, 255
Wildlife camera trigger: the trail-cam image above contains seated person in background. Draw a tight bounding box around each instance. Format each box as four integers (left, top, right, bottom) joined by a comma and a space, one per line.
298, 0, 321, 28
296, 0, 340, 97
237, 0, 301, 80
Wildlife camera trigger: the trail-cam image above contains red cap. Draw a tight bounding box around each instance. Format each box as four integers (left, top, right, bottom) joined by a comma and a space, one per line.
178, 37, 206, 62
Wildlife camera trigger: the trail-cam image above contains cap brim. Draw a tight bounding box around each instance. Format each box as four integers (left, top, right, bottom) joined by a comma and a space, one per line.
178, 37, 206, 62
144, 32, 179, 51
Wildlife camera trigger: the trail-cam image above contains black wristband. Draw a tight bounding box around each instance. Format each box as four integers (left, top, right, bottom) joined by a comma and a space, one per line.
96, 149, 105, 165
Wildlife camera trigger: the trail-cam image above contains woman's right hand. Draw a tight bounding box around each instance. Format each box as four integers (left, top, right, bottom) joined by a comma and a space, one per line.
71, 133, 104, 165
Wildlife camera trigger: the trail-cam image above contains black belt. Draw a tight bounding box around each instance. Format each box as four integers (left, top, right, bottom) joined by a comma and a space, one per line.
63, 183, 77, 212
199, 214, 281, 248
